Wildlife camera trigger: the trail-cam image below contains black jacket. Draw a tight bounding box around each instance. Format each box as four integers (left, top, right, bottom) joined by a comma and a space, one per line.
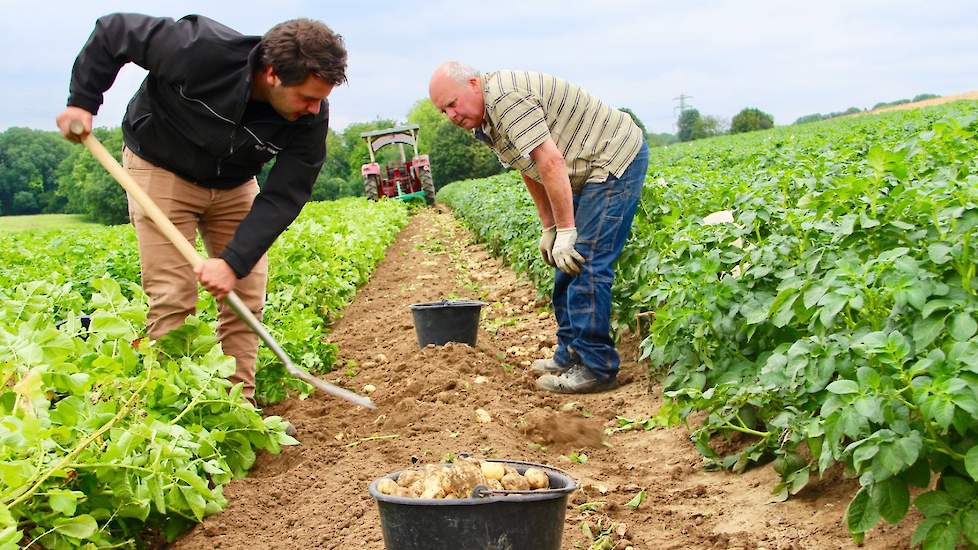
68, 13, 329, 277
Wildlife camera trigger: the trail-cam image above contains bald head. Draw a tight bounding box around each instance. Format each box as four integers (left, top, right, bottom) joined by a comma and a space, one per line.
429, 61, 485, 130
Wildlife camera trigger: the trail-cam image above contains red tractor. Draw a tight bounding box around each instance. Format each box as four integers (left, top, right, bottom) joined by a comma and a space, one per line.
360, 124, 435, 205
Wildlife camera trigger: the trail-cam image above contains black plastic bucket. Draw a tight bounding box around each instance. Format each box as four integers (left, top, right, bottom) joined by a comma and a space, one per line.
409, 300, 485, 349
368, 459, 577, 550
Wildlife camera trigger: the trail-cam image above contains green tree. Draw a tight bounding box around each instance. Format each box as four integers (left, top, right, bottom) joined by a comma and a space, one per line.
429, 121, 503, 188
0, 128, 73, 215
648, 132, 678, 147
677, 109, 705, 142
730, 107, 774, 134
871, 99, 910, 110
406, 99, 445, 155
322, 129, 350, 181
619, 107, 647, 135
311, 176, 348, 201
700, 115, 729, 137
55, 128, 129, 224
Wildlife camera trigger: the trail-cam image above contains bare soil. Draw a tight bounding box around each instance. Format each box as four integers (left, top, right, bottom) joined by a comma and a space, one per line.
863, 90, 978, 115
172, 207, 916, 549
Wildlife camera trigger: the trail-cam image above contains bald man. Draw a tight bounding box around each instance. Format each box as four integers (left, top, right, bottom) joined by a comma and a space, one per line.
429, 62, 648, 394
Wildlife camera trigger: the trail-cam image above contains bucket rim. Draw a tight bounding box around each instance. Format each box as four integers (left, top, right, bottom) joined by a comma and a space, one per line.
409, 299, 487, 310
368, 459, 577, 506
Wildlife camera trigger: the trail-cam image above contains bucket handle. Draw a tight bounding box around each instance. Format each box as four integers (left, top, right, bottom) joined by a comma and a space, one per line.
469, 484, 576, 499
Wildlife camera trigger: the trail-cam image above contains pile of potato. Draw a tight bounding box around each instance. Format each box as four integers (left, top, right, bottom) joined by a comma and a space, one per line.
375, 459, 551, 499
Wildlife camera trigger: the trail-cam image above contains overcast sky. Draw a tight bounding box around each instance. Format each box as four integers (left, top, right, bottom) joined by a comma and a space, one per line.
2, 0, 975, 134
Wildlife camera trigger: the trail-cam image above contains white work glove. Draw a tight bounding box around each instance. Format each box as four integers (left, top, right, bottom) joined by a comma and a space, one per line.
539, 226, 557, 267
552, 227, 585, 275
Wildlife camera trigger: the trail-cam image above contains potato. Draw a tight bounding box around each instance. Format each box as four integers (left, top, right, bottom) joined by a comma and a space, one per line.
501, 472, 530, 491
395, 486, 415, 498
447, 458, 486, 497
376, 478, 398, 495
480, 461, 505, 481
487, 479, 504, 490
397, 470, 422, 487
504, 466, 518, 477
524, 468, 549, 490
420, 471, 447, 499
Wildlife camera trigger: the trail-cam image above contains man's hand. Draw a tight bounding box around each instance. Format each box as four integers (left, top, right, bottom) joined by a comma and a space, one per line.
539, 225, 557, 267
552, 227, 585, 275
56, 107, 93, 143
194, 258, 237, 301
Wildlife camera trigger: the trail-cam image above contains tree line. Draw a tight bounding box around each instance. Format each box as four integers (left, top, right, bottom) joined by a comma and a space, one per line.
0, 101, 656, 224
793, 93, 940, 125
675, 106, 775, 142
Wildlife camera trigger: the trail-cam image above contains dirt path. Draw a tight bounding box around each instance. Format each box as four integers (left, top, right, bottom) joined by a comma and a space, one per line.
172, 208, 915, 550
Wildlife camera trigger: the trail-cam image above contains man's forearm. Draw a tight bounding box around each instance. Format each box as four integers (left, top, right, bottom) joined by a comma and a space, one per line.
522, 174, 555, 227
536, 159, 575, 229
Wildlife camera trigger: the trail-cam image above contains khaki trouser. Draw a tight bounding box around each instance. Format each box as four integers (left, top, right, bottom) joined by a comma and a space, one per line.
122, 148, 267, 402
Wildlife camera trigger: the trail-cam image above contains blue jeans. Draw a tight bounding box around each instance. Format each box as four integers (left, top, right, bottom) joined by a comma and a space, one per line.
551, 142, 648, 381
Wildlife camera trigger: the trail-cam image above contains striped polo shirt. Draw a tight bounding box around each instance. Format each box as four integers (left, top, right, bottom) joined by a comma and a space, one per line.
477, 70, 644, 190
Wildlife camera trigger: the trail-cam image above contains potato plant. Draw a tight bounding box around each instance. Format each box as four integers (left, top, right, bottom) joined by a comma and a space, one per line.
0, 198, 408, 548
0, 198, 409, 405
439, 102, 978, 549
0, 279, 296, 548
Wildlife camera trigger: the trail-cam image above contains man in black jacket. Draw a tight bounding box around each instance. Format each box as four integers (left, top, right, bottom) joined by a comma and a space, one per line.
55, 14, 347, 404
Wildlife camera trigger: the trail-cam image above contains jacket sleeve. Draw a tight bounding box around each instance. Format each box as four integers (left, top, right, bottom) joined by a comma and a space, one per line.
67, 13, 196, 114
220, 115, 329, 278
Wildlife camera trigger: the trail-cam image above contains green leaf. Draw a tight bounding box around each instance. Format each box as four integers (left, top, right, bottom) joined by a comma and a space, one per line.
913, 316, 945, 350
870, 478, 910, 524
963, 509, 978, 544
927, 243, 953, 264
950, 312, 977, 341
0, 526, 24, 547
827, 379, 859, 395
939, 476, 976, 503
788, 468, 810, 495
856, 367, 880, 388
625, 489, 647, 510
967, 446, 978, 482
905, 458, 933, 488
922, 299, 954, 319
914, 490, 956, 517
818, 292, 848, 327
0, 504, 12, 527
846, 486, 880, 534
924, 520, 961, 550
53, 514, 97, 539
48, 491, 80, 516
912, 517, 941, 547
803, 284, 827, 309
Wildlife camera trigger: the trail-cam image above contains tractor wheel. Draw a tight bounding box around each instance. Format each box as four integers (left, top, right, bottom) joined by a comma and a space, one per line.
364, 174, 380, 201
420, 171, 435, 206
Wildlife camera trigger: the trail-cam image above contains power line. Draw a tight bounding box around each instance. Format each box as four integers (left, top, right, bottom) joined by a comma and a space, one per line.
673, 93, 693, 114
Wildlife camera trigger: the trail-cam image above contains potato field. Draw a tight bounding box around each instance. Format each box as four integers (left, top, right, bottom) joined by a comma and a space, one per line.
3, 101, 978, 549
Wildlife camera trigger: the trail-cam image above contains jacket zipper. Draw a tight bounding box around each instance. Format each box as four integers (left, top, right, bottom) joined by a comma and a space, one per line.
178, 86, 284, 176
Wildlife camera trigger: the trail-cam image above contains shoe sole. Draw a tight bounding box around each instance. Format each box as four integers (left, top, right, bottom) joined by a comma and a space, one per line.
530, 364, 572, 375
534, 376, 618, 394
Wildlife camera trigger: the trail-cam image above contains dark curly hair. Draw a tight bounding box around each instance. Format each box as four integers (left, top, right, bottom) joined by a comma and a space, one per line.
260, 19, 347, 86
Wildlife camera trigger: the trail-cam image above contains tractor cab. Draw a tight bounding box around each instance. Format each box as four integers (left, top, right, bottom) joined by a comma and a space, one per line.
360, 124, 435, 205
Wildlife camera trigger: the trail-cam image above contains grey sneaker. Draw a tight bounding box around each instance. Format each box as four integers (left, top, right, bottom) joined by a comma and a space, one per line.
535, 364, 616, 394
530, 358, 572, 375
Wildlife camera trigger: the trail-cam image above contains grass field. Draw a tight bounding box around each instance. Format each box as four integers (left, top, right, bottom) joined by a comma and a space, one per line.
0, 213, 95, 233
